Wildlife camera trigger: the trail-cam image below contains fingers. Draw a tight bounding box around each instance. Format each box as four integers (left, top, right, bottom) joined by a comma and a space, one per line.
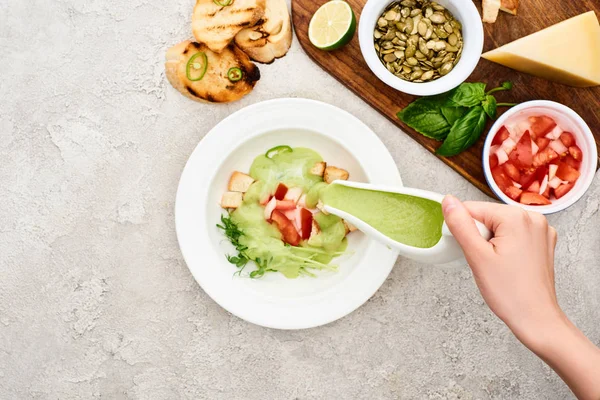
548, 226, 558, 248
462, 201, 519, 232
442, 195, 492, 259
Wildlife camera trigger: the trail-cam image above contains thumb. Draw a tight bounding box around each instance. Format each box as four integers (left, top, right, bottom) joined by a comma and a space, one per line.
442, 195, 491, 257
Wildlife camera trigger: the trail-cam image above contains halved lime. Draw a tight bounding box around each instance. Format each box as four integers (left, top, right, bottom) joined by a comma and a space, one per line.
308, 1, 356, 51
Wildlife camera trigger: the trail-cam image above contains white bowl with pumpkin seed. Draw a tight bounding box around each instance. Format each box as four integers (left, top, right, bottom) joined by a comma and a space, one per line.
359, 0, 484, 96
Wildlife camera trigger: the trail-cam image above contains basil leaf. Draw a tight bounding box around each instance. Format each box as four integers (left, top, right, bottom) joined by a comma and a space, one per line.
445, 82, 486, 108
441, 106, 468, 125
397, 97, 451, 141
482, 95, 497, 119
436, 106, 488, 157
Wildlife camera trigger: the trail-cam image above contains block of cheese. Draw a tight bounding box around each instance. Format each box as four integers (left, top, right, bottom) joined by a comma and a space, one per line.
482, 11, 600, 87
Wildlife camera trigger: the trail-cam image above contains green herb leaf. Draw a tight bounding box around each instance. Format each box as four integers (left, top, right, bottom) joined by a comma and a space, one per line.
501, 81, 513, 90
397, 97, 451, 141
482, 95, 497, 119
436, 106, 488, 157
445, 83, 486, 108
441, 106, 468, 125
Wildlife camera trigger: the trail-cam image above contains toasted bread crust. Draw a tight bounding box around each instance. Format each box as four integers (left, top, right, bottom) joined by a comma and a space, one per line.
192, 0, 266, 53
234, 0, 292, 63
165, 40, 260, 103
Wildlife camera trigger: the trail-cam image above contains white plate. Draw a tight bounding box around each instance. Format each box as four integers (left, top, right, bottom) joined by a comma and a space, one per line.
175, 98, 402, 329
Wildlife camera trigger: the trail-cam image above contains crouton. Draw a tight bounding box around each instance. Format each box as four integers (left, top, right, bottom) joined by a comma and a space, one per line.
343, 220, 358, 234
228, 171, 255, 193
482, 0, 501, 23
316, 200, 329, 215
221, 192, 243, 209
323, 166, 349, 184
310, 161, 326, 177
500, 0, 518, 15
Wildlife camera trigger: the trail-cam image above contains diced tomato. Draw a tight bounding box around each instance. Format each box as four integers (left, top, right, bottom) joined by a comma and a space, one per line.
520, 166, 548, 190
531, 140, 540, 156
274, 183, 288, 200
275, 200, 297, 210
260, 195, 272, 206
560, 132, 576, 147
492, 126, 510, 146
489, 153, 499, 169
529, 116, 557, 137
520, 171, 535, 189
568, 145, 583, 161
564, 154, 581, 170
539, 175, 549, 195
503, 161, 521, 182
542, 185, 551, 199
548, 176, 563, 189
283, 209, 298, 221
491, 166, 513, 192
520, 192, 552, 205
270, 210, 301, 246
554, 183, 575, 199
300, 208, 313, 240
533, 147, 559, 167
512, 131, 533, 168
555, 162, 581, 183
497, 148, 509, 165
284, 187, 303, 203
264, 197, 277, 219
535, 137, 550, 151
504, 186, 523, 201
527, 181, 540, 193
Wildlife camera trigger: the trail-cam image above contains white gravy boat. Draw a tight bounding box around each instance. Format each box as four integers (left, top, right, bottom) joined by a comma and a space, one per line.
322, 180, 492, 265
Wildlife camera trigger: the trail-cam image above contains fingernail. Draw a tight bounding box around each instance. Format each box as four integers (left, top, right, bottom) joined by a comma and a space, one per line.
442, 195, 459, 213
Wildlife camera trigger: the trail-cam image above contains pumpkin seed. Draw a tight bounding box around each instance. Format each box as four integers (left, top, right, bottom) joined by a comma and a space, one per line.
418, 38, 429, 55
448, 33, 458, 46
421, 70, 434, 80
434, 41, 446, 51
417, 20, 428, 36
405, 17, 414, 34
429, 12, 446, 24
373, 0, 463, 82
424, 27, 433, 40
440, 61, 453, 75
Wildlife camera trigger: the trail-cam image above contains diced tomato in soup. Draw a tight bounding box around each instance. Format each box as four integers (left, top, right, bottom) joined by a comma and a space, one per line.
488, 116, 582, 205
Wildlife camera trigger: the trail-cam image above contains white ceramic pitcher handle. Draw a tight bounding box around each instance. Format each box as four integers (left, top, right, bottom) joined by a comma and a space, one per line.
442, 219, 492, 241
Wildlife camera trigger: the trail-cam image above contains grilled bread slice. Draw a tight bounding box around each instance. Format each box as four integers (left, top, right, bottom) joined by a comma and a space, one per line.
192, 0, 266, 53
165, 40, 260, 103
234, 0, 292, 63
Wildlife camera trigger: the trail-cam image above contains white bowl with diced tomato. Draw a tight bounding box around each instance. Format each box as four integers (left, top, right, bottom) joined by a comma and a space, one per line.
483, 101, 597, 214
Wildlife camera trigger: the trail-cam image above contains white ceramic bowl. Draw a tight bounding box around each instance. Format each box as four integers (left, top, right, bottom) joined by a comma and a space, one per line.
482, 100, 598, 214
359, 0, 484, 96
175, 98, 402, 329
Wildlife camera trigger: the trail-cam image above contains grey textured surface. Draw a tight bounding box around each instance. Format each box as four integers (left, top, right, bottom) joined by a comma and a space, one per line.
1, 0, 599, 398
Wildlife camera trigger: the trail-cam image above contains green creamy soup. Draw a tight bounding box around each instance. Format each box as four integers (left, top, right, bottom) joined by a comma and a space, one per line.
229, 147, 347, 279
320, 184, 444, 249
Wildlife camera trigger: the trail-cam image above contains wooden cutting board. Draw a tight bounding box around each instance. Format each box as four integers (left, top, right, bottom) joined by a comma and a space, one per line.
292, 0, 600, 197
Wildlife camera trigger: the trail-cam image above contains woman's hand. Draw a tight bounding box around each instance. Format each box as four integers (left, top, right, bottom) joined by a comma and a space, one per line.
442, 196, 600, 400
